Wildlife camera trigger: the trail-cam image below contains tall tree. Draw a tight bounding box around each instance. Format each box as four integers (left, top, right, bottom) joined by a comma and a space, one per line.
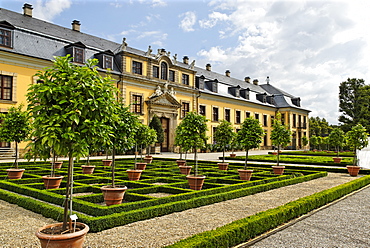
214, 120, 235, 163
339, 78, 370, 132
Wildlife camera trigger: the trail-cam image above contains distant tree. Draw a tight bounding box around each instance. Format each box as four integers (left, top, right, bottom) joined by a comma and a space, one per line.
309, 135, 319, 150
270, 113, 291, 166
149, 115, 164, 144
346, 124, 369, 166
0, 104, 30, 168
328, 128, 346, 157
339, 78, 370, 132
309, 117, 329, 137
236, 118, 265, 170
301, 136, 309, 151
214, 120, 235, 163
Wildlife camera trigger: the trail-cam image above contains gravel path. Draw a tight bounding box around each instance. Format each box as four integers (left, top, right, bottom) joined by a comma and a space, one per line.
250, 185, 370, 248
0, 173, 358, 247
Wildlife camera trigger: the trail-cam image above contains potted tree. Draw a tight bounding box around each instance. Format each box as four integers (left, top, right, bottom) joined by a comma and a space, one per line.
328, 128, 345, 163
301, 136, 309, 152
235, 117, 265, 180
28, 56, 117, 247
0, 105, 31, 179
177, 112, 208, 190
174, 122, 192, 174
133, 123, 156, 171
142, 127, 157, 164
101, 103, 138, 205
229, 135, 238, 158
214, 120, 235, 171
346, 124, 368, 176
81, 149, 95, 174
270, 113, 291, 175
309, 135, 319, 151
149, 115, 164, 154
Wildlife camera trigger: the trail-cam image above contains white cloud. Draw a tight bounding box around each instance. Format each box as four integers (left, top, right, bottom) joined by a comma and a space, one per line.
33, 0, 72, 22
179, 11, 197, 32
152, 0, 167, 7
195, 0, 370, 124
110, 0, 123, 8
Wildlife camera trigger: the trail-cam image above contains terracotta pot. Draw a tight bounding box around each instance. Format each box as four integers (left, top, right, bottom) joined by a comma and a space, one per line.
42, 175, 64, 189
332, 157, 342, 163
347, 166, 360, 177
102, 160, 112, 167
217, 163, 229, 171
6, 168, 25, 179
100, 185, 127, 206
176, 160, 186, 166
51, 161, 63, 169
136, 162, 147, 170
186, 175, 206, 190
144, 156, 153, 164
179, 165, 192, 175
81, 165, 95, 174
237, 169, 253, 181
36, 222, 89, 248
126, 169, 143, 181
230, 153, 236, 158
272, 166, 285, 175
271, 152, 278, 155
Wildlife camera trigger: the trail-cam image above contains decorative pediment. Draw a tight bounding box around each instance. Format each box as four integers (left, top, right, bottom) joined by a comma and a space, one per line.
146, 92, 181, 108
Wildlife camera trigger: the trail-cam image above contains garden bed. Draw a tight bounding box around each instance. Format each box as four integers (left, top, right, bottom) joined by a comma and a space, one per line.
0, 158, 326, 232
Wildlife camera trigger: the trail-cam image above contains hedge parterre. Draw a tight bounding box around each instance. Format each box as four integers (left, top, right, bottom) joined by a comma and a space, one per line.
0, 158, 326, 232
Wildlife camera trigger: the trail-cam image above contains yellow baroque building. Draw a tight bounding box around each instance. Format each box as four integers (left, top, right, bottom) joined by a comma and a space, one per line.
0, 4, 310, 154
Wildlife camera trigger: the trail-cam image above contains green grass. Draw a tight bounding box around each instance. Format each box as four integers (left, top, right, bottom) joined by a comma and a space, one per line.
277, 150, 354, 157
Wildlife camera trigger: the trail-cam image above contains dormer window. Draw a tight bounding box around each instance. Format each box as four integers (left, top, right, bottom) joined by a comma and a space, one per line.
240, 88, 250, 100
65, 42, 86, 64
292, 97, 301, 107
182, 73, 189, 85
74, 47, 84, 63
228, 86, 240, 97
196, 75, 205, 90
0, 21, 15, 48
257, 93, 267, 103
103, 55, 113, 69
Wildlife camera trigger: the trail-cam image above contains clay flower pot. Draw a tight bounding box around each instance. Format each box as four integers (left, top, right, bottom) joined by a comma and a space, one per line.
179, 165, 192, 175
272, 166, 285, 175
217, 163, 229, 171
102, 160, 112, 167
36, 222, 89, 248
144, 156, 153, 164
347, 165, 360, 177
81, 165, 95, 174
6, 168, 25, 179
136, 162, 147, 170
42, 175, 64, 189
271, 152, 278, 155
237, 169, 253, 181
230, 153, 236, 158
51, 161, 63, 169
100, 185, 127, 206
186, 175, 206, 190
176, 160, 186, 166
332, 157, 342, 163
126, 169, 143, 181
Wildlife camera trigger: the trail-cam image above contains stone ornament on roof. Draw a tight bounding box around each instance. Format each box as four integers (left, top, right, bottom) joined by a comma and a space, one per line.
145, 45, 152, 56
149, 84, 176, 99
121, 37, 127, 51
149, 85, 163, 98
189, 60, 195, 69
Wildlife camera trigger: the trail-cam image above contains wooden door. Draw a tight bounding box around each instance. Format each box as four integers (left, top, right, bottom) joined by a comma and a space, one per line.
160, 117, 169, 152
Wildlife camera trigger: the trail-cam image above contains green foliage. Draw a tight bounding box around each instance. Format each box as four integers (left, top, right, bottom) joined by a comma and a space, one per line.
301, 136, 309, 151
339, 78, 370, 132
214, 120, 235, 162
0, 104, 31, 168
309, 135, 319, 150
236, 117, 264, 169
175, 112, 208, 175
346, 124, 369, 165
309, 117, 330, 137
133, 122, 157, 164
27, 55, 117, 160
149, 115, 164, 144
328, 128, 345, 157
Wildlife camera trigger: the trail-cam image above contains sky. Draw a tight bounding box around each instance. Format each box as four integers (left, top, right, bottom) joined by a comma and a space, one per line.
1, 0, 369, 125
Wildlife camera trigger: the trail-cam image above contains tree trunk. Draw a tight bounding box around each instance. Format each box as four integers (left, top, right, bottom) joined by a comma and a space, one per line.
112, 146, 116, 188
14, 142, 19, 169
63, 150, 74, 231
244, 150, 249, 170
277, 145, 280, 166
222, 147, 225, 163
194, 147, 198, 176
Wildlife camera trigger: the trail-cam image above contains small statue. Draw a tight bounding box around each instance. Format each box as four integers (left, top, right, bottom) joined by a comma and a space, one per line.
145, 45, 152, 56
149, 85, 163, 98
121, 37, 127, 51
189, 60, 195, 69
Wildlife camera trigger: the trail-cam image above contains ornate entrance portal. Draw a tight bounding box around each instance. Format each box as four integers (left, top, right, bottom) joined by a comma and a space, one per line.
146, 87, 181, 152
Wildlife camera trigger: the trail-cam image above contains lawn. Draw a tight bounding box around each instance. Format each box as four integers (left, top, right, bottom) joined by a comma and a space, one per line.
0, 158, 325, 232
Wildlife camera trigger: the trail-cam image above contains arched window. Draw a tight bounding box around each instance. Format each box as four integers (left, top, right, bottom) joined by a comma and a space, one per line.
161, 62, 168, 80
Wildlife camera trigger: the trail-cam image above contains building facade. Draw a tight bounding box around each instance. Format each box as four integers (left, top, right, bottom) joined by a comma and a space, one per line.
0, 4, 310, 153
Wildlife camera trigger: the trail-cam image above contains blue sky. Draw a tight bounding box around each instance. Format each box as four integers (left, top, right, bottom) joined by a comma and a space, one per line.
1, 0, 369, 125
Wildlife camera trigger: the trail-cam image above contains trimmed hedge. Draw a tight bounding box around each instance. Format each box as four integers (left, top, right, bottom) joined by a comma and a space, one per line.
166, 175, 370, 248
